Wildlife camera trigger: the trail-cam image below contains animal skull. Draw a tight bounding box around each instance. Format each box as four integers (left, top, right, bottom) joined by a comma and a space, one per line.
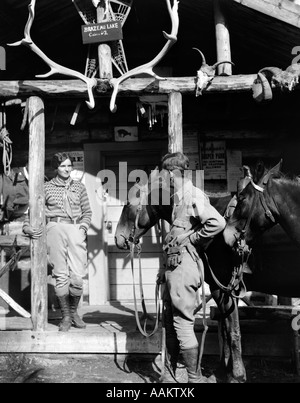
193, 48, 234, 96
252, 64, 300, 103
273, 64, 300, 92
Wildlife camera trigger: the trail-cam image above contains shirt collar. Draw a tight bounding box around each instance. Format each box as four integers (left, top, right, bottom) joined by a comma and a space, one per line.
173, 180, 193, 204
52, 176, 73, 187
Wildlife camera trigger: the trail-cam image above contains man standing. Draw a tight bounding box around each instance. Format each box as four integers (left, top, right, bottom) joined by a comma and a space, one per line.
23, 152, 92, 332
160, 152, 226, 383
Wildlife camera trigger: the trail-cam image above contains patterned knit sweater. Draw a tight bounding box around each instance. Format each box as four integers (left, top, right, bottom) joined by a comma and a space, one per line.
23, 177, 92, 232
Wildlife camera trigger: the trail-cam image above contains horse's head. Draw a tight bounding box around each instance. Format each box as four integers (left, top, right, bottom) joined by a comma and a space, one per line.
223, 160, 283, 248
115, 181, 173, 250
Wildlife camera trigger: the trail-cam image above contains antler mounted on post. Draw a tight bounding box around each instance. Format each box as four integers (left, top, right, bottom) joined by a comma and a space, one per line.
8, 0, 97, 109
193, 48, 234, 96
109, 0, 179, 112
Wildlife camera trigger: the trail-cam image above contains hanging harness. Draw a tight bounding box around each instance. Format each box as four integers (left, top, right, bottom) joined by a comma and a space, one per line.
0, 104, 13, 176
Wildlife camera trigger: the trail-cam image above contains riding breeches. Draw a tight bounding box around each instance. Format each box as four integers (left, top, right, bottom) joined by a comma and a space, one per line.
46, 222, 88, 297
163, 250, 201, 351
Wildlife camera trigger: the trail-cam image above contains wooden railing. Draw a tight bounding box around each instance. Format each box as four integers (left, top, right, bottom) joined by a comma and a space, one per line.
0, 97, 48, 332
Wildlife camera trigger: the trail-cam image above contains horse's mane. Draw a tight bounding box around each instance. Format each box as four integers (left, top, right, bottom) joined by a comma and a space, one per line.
269, 170, 300, 185
269, 170, 286, 180
206, 191, 232, 199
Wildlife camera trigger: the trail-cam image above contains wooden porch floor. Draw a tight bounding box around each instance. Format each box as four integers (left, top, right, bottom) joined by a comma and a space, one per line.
0, 302, 164, 354
0, 302, 299, 363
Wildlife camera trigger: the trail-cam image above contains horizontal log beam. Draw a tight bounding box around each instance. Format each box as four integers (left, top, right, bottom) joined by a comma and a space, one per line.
0, 235, 30, 247
0, 75, 262, 99
0, 326, 294, 357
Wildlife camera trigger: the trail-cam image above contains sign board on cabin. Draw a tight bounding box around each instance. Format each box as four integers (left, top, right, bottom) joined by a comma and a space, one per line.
227, 149, 243, 193
201, 141, 226, 180
81, 21, 123, 44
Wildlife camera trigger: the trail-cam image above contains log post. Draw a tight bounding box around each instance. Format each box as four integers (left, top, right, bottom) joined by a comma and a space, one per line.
214, 0, 232, 76
168, 92, 183, 153
28, 96, 47, 332
0, 105, 8, 313
97, 1, 113, 80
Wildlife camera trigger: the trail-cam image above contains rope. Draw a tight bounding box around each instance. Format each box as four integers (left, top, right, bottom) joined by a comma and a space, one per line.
197, 258, 208, 371
0, 103, 12, 176
0, 127, 12, 177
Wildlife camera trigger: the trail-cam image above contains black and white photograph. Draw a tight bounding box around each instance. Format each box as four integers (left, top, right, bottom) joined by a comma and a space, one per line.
0, 0, 300, 388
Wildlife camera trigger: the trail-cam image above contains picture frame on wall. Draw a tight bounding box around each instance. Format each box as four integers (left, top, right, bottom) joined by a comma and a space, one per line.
114, 126, 139, 142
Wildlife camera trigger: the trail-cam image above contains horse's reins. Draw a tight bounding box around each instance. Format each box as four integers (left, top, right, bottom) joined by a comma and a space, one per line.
203, 250, 249, 300
127, 187, 161, 338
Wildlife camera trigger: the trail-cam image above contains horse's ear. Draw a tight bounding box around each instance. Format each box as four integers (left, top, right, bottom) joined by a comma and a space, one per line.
269, 159, 283, 174
243, 165, 253, 179
260, 159, 283, 186
252, 160, 266, 184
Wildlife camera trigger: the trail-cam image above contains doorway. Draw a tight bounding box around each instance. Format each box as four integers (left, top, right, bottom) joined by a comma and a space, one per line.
84, 141, 168, 305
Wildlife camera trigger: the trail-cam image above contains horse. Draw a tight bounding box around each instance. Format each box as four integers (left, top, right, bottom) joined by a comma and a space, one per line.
224, 160, 300, 297
115, 180, 247, 383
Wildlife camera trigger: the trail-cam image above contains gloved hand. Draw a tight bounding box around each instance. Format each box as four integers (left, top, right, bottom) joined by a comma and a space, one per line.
172, 233, 190, 246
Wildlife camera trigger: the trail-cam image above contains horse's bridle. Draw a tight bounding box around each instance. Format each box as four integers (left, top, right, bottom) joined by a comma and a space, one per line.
207, 171, 275, 300
122, 186, 161, 338
229, 173, 278, 287
238, 176, 277, 243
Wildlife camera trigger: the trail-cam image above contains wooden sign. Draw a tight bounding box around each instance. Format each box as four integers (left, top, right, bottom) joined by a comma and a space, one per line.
82, 21, 123, 45
201, 141, 226, 180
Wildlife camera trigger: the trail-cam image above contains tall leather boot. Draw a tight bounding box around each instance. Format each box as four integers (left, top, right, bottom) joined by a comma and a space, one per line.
181, 347, 216, 383
57, 294, 72, 332
159, 339, 180, 383
69, 294, 86, 329
159, 298, 180, 383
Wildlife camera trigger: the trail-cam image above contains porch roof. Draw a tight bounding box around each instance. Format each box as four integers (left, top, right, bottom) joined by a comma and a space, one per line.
0, 0, 300, 81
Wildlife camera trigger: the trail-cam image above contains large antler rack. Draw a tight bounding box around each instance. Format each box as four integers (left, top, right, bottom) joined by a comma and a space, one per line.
109, 0, 179, 113
8, 0, 97, 109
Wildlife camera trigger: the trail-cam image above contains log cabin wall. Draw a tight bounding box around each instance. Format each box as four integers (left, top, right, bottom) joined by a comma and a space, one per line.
1, 88, 300, 308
